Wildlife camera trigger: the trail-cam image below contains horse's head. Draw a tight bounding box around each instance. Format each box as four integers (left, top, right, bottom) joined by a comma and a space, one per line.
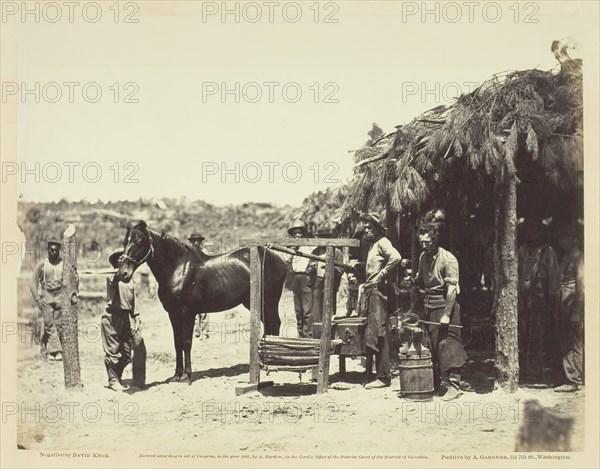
116, 220, 153, 283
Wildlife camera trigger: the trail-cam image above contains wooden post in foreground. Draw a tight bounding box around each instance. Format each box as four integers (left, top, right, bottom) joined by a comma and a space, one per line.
60, 224, 82, 390
317, 246, 335, 394
248, 246, 262, 386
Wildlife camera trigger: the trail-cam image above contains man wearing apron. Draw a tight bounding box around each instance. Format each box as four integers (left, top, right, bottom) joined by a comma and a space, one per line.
359, 213, 401, 389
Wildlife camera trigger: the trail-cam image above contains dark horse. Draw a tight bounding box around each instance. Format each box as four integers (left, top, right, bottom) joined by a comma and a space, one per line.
116, 221, 290, 383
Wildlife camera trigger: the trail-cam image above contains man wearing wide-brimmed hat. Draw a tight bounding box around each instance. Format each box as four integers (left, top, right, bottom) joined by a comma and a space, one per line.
306, 223, 345, 328
188, 232, 207, 253
29, 240, 64, 362
358, 212, 402, 389
287, 221, 314, 338
101, 248, 145, 391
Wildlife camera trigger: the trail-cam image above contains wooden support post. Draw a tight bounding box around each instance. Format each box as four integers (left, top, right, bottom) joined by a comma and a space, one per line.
236, 245, 271, 395
249, 246, 262, 385
317, 246, 335, 394
60, 224, 82, 390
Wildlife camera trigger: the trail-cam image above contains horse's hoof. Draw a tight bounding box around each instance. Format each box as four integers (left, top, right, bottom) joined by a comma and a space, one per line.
168, 374, 182, 383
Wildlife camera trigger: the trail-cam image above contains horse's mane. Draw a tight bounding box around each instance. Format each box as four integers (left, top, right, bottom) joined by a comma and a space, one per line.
151, 229, 195, 259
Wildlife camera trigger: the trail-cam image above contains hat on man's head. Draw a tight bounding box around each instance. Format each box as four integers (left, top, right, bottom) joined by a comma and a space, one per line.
188, 232, 205, 242
109, 248, 125, 268
47, 240, 61, 248
359, 212, 385, 232
287, 221, 307, 236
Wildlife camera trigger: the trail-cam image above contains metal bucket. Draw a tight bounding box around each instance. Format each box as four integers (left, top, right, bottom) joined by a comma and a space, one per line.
398, 352, 434, 401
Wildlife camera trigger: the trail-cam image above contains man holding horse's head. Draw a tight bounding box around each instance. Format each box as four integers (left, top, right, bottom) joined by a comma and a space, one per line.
102, 248, 146, 391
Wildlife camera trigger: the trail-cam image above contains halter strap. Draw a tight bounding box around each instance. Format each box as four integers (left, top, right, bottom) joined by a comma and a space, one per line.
122, 228, 154, 265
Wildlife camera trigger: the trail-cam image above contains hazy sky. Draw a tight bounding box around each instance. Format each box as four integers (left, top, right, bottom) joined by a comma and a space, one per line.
6, 1, 594, 206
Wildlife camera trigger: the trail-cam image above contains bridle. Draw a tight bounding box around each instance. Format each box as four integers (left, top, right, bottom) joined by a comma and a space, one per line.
122, 227, 154, 265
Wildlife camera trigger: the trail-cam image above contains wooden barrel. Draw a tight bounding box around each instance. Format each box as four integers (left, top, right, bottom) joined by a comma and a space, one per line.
398, 352, 434, 401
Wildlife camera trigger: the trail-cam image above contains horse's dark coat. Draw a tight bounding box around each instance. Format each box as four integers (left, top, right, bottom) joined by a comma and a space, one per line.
116, 221, 290, 382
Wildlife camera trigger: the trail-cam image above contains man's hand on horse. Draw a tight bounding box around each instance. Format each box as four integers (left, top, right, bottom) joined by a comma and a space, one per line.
440, 314, 451, 325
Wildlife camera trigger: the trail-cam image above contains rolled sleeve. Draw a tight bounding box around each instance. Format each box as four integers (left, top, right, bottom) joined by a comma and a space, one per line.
442, 256, 460, 293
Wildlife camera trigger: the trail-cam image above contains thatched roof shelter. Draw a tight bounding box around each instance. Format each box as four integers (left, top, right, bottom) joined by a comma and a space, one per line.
344, 56, 583, 223
342, 44, 583, 392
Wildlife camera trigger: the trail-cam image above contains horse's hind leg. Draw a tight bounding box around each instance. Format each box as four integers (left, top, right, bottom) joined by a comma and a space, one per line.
180, 313, 196, 384
167, 311, 184, 381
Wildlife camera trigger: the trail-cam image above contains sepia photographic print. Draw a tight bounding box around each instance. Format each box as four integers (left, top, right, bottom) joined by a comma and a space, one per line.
1, 1, 598, 468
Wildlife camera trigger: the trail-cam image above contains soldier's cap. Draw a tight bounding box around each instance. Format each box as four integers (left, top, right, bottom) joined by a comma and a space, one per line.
359, 212, 385, 232
287, 221, 307, 236
47, 240, 61, 248
109, 248, 125, 268
188, 232, 205, 242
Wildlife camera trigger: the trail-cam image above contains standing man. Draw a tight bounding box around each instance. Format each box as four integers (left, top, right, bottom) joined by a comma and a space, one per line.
189, 232, 210, 340
554, 223, 584, 392
288, 221, 314, 338
102, 249, 145, 391
413, 222, 467, 401
306, 225, 344, 325
30, 240, 64, 362
518, 219, 560, 385
359, 213, 401, 389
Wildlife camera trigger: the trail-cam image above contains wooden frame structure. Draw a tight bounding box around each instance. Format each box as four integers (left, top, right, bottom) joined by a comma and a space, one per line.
235, 238, 359, 395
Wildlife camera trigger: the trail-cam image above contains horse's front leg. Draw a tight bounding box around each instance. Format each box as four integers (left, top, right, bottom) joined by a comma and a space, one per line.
180, 313, 196, 384
167, 311, 184, 381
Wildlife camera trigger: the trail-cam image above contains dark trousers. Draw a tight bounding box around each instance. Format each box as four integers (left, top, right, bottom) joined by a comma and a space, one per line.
365, 331, 391, 384
101, 310, 133, 385
425, 303, 467, 391
292, 273, 313, 338
311, 277, 338, 324
361, 284, 391, 383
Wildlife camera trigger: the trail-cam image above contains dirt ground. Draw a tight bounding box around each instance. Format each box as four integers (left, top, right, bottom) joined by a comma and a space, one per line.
16, 289, 585, 455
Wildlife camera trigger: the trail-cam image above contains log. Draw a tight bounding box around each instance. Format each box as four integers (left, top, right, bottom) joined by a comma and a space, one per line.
60, 224, 83, 390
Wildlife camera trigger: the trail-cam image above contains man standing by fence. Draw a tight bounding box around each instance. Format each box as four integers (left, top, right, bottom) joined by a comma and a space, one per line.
29, 240, 64, 362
